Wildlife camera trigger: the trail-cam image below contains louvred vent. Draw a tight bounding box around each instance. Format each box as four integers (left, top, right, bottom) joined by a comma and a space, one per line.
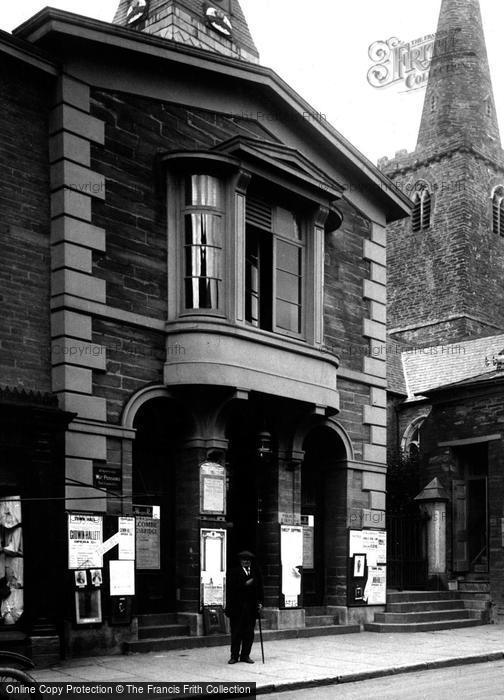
412, 194, 422, 232
422, 191, 431, 230
246, 193, 272, 230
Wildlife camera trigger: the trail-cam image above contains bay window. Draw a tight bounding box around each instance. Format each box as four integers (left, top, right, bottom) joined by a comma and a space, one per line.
183, 174, 224, 311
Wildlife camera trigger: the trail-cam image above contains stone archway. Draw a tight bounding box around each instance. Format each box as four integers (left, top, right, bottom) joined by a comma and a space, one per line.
292, 418, 352, 608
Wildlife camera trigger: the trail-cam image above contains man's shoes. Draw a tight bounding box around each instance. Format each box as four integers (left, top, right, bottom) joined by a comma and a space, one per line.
240, 657, 254, 663
228, 657, 238, 664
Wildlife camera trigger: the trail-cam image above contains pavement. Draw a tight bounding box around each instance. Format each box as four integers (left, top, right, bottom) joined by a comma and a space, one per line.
31, 624, 504, 696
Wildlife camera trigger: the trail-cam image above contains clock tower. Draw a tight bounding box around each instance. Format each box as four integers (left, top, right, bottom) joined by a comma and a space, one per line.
113, 0, 259, 63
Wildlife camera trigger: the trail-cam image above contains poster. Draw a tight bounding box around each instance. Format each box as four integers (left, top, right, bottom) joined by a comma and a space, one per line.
118, 517, 135, 560
348, 529, 387, 606
280, 525, 303, 606
200, 463, 226, 514
200, 529, 226, 607
109, 560, 135, 596
135, 517, 160, 570
68, 515, 103, 569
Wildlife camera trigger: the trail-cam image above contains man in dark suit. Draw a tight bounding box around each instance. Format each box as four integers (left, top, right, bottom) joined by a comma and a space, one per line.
225, 550, 263, 664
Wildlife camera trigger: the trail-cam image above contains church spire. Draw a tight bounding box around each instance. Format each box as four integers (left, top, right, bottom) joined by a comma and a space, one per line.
113, 0, 259, 63
416, 0, 500, 152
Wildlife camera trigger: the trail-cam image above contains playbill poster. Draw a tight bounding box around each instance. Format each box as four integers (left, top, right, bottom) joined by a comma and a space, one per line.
68, 514, 103, 569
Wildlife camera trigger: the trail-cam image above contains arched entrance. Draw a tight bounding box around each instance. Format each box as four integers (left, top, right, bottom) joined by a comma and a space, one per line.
132, 397, 191, 614
301, 424, 348, 607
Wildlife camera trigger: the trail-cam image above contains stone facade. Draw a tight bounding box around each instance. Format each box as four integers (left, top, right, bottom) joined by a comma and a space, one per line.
0, 2, 409, 657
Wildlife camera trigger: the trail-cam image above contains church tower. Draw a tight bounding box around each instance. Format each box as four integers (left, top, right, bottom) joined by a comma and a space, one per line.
113, 0, 259, 63
381, 0, 504, 347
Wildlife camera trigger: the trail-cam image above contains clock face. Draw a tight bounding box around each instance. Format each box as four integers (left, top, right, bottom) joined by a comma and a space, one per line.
126, 0, 147, 25
205, 6, 232, 37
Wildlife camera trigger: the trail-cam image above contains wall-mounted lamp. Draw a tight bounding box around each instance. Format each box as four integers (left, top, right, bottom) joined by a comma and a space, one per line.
256, 430, 273, 461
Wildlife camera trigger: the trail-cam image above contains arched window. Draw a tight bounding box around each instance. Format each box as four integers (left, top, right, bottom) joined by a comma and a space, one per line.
412, 186, 431, 232
492, 186, 504, 236
401, 416, 427, 461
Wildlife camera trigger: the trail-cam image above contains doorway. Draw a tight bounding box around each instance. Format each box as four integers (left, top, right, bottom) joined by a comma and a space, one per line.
452, 444, 488, 573
301, 426, 346, 607
132, 398, 182, 614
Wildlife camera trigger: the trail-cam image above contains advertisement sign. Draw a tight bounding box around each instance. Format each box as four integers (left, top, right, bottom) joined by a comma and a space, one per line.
280, 525, 303, 608
347, 529, 387, 606
109, 560, 135, 596
118, 517, 135, 560
200, 529, 226, 607
68, 514, 103, 569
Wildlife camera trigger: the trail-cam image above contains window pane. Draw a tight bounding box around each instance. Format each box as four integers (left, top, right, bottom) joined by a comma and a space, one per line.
276, 269, 300, 305
185, 175, 221, 207
276, 299, 301, 333
185, 278, 220, 310
276, 206, 300, 239
185, 213, 222, 247
276, 240, 300, 274
185, 245, 222, 279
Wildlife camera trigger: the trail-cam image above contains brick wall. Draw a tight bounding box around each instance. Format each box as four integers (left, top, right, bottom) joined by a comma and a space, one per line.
324, 203, 371, 373
0, 57, 53, 392
92, 319, 165, 423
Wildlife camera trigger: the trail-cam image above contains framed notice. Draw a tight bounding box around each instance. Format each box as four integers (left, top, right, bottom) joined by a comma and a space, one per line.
280, 525, 303, 608
200, 528, 226, 608
135, 516, 160, 570
75, 589, 102, 625
68, 514, 103, 569
200, 462, 226, 515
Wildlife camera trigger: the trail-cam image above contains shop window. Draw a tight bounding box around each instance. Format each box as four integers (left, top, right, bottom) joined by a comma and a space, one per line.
492, 186, 504, 236
412, 187, 431, 232
245, 194, 304, 336
0, 496, 23, 626
183, 174, 224, 311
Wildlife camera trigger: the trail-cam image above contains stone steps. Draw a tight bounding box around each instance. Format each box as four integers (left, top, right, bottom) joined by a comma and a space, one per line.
304, 607, 337, 628
305, 615, 336, 627
374, 609, 476, 624
366, 590, 490, 633
124, 624, 360, 654
387, 599, 463, 612
365, 618, 484, 634
138, 624, 190, 640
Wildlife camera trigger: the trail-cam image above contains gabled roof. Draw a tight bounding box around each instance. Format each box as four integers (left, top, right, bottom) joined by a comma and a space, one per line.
0, 28, 58, 74
13, 8, 411, 223
397, 334, 504, 400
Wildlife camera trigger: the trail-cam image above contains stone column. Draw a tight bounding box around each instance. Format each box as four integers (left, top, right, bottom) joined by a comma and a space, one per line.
415, 478, 449, 587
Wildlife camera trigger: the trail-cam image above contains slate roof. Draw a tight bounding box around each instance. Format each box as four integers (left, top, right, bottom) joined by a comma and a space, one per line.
390, 334, 504, 401
387, 337, 409, 396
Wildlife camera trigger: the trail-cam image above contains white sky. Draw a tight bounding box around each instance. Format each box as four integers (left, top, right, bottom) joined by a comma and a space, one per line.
2, 1, 504, 165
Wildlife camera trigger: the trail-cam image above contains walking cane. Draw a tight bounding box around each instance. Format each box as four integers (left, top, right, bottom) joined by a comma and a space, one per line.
257, 607, 265, 664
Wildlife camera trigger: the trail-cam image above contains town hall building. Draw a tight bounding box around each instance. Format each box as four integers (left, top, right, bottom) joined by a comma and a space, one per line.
0, 0, 409, 659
